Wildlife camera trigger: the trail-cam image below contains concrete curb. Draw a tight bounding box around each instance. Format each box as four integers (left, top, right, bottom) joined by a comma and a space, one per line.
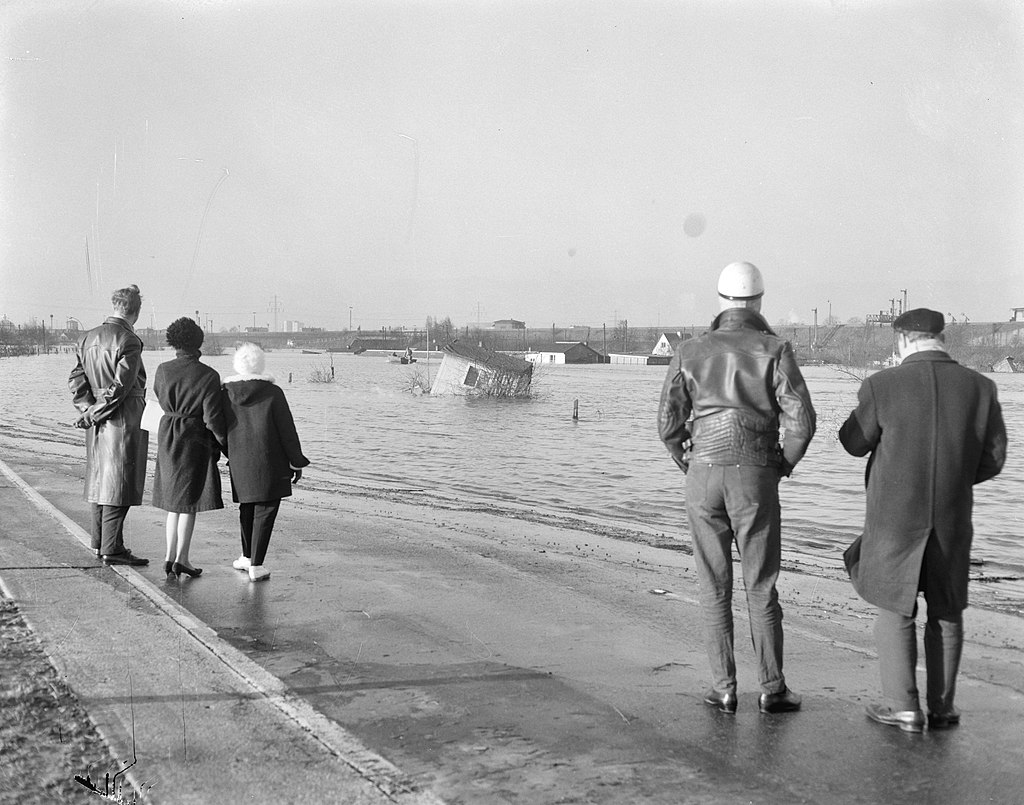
0, 456, 444, 805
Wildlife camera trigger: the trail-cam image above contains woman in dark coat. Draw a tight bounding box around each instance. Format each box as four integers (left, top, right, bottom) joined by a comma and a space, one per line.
152, 318, 227, 578
222, 342, 309, 582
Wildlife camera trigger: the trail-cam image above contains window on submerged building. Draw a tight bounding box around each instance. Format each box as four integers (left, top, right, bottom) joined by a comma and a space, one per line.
464, 366, 480, 387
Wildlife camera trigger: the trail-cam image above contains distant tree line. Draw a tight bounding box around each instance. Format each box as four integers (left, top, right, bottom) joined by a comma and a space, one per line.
0, 322, 63, 356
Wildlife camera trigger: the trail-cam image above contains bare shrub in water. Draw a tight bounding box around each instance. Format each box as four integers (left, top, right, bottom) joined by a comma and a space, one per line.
402, 367, 431, 395
307, 362, 335, 383
830, 365, 872, 382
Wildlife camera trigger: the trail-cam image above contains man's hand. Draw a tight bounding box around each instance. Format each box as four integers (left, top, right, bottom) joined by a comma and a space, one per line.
667, 438, 692, 474
291, 468, 303, 484
73, 412, 93, 429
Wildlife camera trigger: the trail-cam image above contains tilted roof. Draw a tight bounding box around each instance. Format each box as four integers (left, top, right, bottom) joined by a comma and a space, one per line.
443, 341, 533, 375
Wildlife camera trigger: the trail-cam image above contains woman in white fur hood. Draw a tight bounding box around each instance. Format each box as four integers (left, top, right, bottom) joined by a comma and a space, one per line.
221, 343, 310, 582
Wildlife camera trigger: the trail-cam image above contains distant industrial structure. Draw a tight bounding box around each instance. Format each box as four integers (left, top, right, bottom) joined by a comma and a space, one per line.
865, 289, 910, 325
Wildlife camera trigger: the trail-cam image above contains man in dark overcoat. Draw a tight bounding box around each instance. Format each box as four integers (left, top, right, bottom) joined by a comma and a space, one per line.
68, 284, 150, 566
839, 308, 1006, 733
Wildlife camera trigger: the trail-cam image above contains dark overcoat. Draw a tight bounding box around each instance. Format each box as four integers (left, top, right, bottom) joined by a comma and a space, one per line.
839, 351, 1006, 616
68, 317, 149, 506
221, 375, 309, 504
151, 351, 226, 513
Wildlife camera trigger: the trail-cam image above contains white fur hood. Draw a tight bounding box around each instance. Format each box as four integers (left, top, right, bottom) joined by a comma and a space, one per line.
222, 373, 276, 384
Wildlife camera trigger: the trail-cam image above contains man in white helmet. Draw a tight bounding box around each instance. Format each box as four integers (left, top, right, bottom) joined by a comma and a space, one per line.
658, 261, 816, 714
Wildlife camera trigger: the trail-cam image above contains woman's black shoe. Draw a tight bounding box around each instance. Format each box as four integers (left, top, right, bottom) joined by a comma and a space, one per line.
164, 560, 174, 576
172, 562, 202, 578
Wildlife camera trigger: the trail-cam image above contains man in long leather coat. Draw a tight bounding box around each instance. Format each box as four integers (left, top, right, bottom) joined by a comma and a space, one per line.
68, 284, 150, 566
840, 308, 1005, 732
658, 262, 816, 714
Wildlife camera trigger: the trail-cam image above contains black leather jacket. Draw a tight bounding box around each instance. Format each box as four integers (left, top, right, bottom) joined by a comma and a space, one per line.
658, 308, 816, 474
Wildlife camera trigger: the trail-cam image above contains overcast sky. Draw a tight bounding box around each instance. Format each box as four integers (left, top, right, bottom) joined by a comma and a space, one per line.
2, 0, 1022, 332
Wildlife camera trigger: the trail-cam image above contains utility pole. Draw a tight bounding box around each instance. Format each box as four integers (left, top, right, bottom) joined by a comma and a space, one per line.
268, 295, 283, 332
812, 308, 818, 348
252, 312, 256, 330
349, 306, 353, 331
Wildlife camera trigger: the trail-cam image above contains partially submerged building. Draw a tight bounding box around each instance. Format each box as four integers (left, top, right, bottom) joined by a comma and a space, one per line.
430, 342, 533, 397
608, 332, 691, 365
524, 341, 604, 365
991, 356, 1022, 373
652, 331, 689, 357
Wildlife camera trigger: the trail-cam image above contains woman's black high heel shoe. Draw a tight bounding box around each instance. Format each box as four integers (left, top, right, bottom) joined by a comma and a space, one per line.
164, 560, 174, 576
172, 562, 202, 578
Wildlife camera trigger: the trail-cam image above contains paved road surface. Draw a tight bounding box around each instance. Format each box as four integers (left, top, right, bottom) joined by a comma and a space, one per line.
2, 449, 1022, 804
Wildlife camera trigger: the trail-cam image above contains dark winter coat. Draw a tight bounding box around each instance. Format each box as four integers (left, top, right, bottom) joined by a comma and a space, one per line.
221, 374, 309, 504
68, 317, 149, 506
151, 351, 226, 513
839, 350, 1006, 616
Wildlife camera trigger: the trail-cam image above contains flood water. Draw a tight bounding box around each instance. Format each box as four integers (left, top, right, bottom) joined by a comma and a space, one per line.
2, 350, 1021, 602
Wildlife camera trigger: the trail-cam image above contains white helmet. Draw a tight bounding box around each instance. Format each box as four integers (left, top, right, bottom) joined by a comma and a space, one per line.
717, 261, 764, 301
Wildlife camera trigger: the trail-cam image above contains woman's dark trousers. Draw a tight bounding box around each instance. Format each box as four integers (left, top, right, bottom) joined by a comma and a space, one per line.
239, 500, 281, 566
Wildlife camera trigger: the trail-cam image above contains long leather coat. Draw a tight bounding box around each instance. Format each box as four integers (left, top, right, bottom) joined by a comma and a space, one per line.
151, 351, 226, 513
221, 374, 309, 504
658, 308, 816, 473
839, 351, 1006, 616
68, 317, 149, 506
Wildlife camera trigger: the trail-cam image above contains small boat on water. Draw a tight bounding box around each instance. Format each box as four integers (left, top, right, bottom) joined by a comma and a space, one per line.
302, 349, 323, 354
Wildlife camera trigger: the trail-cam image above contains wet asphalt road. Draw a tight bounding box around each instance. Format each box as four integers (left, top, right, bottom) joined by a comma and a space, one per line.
10, 452, 1024, 804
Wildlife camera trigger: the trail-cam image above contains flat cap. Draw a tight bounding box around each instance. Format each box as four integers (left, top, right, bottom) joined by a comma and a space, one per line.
893, 308, 944, 334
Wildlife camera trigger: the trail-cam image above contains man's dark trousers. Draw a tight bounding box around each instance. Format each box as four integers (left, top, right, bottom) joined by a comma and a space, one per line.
686, 463, 786, 696
91, 504, 131, 556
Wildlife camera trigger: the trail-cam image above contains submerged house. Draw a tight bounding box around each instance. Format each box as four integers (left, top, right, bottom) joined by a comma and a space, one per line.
652, 332, 689, 357
608, 332, 692, 366
524, 341, 604, 365
991, 356, 1023, 373
430, 342, 533, 397
608, 350, 660, 366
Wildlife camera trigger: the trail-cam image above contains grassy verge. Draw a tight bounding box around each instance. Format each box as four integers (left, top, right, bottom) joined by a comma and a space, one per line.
0, 597, 131, 805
